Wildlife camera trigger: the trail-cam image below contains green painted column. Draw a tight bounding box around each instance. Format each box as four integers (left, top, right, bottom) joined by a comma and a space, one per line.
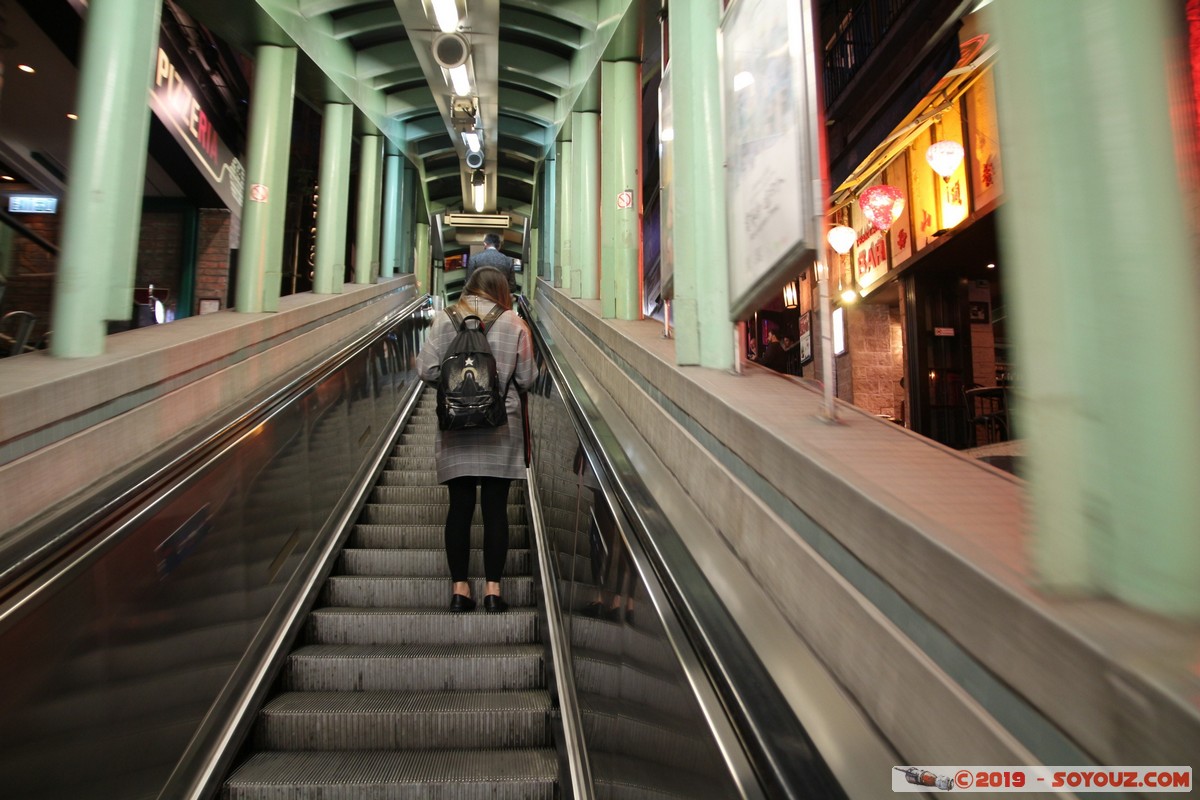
177, 207, 198, 318
542, 149, 557, 288
556, 139, 573, 290
667, 0, 732, 369
234, 46, 297, 313
354, 133, 383, 285
314, 103, 354, 294
414, 221, 431, 296
51, 0, 162, 356
601, 60, 641, 320
572, 111, 599, 300
381, 140, 401, 277
993, 0, 1200, 616
399, 165, 417, 274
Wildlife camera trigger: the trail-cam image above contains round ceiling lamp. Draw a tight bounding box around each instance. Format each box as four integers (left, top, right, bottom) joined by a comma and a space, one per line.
826, 225, 856, 255
858, 185, 905, 231
925, 140, 964, 179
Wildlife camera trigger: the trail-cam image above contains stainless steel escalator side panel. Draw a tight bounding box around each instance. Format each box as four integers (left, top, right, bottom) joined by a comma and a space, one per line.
0, 298, 433, 800
521, 302, 753, 800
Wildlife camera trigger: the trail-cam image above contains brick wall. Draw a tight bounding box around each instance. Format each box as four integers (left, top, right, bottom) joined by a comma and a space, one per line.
195, 209, 231, 314
1, 208, 233, 336
846, 303, 903, 419
137, 212, 184, 321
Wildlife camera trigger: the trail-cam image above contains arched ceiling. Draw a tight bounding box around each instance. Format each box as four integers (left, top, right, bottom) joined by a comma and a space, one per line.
173, 0, 644, 244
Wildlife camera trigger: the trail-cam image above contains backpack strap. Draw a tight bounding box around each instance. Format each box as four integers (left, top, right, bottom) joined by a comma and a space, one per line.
445, 307, 465, 331
479, 305, 506, 333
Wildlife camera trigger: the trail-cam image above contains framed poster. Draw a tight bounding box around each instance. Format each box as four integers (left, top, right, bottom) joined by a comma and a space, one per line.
720, 0, 820, 321
797, 310, 813, 365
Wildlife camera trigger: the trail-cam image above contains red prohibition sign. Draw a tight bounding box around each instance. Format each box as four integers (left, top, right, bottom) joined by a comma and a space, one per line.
616, 190, 633, 209
250, 184, 269, 203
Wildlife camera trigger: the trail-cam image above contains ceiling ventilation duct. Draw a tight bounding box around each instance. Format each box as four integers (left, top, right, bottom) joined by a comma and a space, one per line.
433, 32, 470, 69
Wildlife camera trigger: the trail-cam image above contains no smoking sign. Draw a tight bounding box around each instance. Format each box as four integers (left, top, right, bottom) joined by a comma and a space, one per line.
616, 190, 633, 209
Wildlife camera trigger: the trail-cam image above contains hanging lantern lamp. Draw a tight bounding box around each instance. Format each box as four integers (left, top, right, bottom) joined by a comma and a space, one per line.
782, 281, 798, 309
925, 140, 964, 180
858, 184, 905, 231
826, 225, 856, 255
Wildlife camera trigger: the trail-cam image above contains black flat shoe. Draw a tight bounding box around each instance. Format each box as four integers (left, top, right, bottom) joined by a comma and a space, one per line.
449, 593, 476, 612
483, 594, 508, 613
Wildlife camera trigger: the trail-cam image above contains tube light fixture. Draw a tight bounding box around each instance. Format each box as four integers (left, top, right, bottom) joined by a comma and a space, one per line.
448, 64, 471, 96
461, 130, 481, 153
430, 0, 459, 33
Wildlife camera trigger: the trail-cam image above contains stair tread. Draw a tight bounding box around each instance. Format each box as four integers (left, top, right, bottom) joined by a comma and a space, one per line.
262, 689, 552, 714
290, 643, 542, 659
226, 748, 558, 786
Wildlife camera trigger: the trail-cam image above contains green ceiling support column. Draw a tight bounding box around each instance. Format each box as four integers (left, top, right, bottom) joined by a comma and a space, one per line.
556, 139, 573, 290
601, 59, 641, 320
314, 103, 353, 295
414, 221, 431, 296
381, 140, 401, 278
400, 164, 416, 274
667, 0, 732, 369
993, 0, 1200, 616
354, 133, 383, 285
51, 0, 162, 356
572, 111, 600, 300
542, 149, 558, 288
235, 45, 297, 314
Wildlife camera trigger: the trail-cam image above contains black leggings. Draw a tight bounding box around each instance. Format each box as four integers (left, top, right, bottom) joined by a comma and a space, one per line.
445, 476, 511, 583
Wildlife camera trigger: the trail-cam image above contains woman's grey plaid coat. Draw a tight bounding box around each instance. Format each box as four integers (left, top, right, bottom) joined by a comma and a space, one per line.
416, 298, 537, 483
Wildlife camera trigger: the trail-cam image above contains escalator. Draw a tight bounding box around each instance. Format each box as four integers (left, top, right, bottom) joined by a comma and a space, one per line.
0, 294, 859, 799
224, 390, 558, 798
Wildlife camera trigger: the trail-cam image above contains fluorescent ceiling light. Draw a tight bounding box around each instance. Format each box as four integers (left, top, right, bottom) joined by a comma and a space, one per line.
473, 181, 485, 212
448, 64, 471, 97
430, 0, 459, 33
461, 130, 481, 153
733, 71, 754, 92
659, 127, 674, 143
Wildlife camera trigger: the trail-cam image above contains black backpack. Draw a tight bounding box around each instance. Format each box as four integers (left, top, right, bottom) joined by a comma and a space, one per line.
436, 305, 509, 431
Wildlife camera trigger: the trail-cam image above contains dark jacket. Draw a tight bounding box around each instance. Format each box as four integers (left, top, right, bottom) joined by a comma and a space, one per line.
467, 247, 517, 292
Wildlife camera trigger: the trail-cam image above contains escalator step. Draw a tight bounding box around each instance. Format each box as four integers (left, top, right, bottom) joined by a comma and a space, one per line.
350, 524, 530, 549
322, 576, 534, 608
339, 547, 531, 577
283, 644, 543, 692
253, 690, 552, 749
370, 485, 524, 504
360, 504, 526, 525
224, 748, 556, 800
307, 608, 538, 646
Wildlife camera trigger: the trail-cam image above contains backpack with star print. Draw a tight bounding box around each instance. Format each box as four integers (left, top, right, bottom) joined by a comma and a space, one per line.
435, 305, 509, 431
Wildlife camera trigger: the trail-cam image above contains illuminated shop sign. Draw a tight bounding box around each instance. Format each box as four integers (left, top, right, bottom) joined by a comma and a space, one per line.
7, 195, 58, 214
150, 40, 245, 213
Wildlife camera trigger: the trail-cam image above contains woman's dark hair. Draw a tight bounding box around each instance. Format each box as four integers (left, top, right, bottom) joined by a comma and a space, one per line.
459, 266, 512, 312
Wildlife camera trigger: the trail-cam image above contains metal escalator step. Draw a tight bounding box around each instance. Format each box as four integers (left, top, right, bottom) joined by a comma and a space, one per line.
385, 456, 436, 471
360, 504, 526, 525
339, 548, 531, 577
350, 524, 530, 549
374, 470, 442, 486
224, 748, 557, 800
369, 485, 524, 504
396, 432, 437, 446
282, 644, 543, 691
307, 608, 538, 646
323, 576, 534, 608
253, 690, 552, 749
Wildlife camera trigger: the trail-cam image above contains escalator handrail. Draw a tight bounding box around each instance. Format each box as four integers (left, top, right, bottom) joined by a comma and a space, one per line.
0, 292, 431, 613
520, 296, 847, 799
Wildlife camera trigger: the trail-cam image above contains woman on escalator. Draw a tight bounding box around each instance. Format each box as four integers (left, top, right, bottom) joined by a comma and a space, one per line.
417, 267, 537, 613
